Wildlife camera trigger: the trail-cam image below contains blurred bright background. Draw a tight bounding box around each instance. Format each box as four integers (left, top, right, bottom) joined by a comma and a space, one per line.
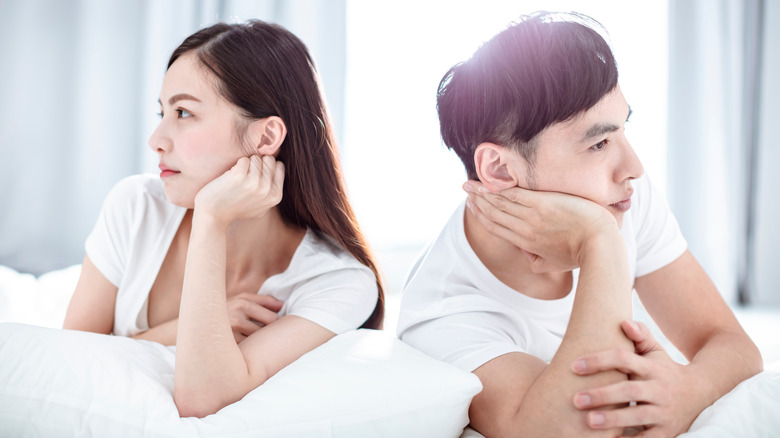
0, 0, 778, 349
342, 1, 669, 298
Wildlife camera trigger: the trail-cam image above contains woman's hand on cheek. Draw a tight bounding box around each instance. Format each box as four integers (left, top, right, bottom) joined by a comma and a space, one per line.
463, 180, 618, 272
194, 155, 285, 227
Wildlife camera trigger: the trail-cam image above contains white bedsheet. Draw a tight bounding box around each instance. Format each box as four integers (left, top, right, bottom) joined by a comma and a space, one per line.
1, 264, 779, 437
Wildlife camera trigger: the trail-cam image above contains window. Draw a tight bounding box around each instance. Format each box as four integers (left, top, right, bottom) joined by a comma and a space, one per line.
343, 1, 669, 292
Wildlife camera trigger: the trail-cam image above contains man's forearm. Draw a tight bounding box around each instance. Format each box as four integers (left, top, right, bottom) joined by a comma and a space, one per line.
515, 231, 634, 435
687, 330, 763, 411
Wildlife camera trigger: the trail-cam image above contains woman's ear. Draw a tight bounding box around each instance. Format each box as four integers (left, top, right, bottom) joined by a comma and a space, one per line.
247, 116, 287, 156
474, 142, 527, 192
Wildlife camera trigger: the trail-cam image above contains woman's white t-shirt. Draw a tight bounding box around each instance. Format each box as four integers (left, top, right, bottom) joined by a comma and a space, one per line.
85, 174, 378, 337
397, 176, 687, 372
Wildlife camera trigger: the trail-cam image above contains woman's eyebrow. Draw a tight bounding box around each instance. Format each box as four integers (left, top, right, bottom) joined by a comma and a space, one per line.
157, 93, 202, 106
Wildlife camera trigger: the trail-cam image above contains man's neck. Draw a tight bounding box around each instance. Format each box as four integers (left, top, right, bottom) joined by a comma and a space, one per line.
463, 206, 572, 300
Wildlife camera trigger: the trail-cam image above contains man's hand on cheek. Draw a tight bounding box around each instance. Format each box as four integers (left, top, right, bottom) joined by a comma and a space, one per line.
463, 180, 619, 272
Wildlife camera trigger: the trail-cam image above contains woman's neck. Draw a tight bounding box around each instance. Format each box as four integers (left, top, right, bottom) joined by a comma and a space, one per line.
219, 207, 305, 286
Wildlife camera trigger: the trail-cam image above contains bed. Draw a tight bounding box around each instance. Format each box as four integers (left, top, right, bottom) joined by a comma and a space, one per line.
1, 264, 778, 437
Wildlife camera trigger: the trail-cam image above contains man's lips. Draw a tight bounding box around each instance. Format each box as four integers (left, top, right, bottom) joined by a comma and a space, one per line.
609, 198, 632, 212
609, 190, 633, 213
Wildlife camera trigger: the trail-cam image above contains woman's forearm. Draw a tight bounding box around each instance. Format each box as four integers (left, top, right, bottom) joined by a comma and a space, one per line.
132, 318, 178, 346
174, 212, 251, 417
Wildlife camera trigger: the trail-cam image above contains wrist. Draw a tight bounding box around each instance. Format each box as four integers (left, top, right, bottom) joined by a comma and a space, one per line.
192, 209, 230, 233
577, 227, 624, 266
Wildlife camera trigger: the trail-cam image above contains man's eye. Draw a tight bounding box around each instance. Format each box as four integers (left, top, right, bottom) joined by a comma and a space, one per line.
176, 109, 193, 118
591, 140, 608, 151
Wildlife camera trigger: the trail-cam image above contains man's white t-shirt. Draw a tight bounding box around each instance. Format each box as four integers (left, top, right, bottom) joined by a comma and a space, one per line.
397, 176, 687, 372
85, 174, 378, 337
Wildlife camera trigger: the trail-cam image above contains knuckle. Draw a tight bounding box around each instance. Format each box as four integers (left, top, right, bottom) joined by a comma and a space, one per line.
626, 381, 643, 401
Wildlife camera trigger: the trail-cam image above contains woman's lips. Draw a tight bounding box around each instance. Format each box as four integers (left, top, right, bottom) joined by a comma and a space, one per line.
159, 164, 180, 178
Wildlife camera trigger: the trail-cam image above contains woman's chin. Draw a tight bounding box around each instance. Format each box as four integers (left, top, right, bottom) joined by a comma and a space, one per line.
162, 190, 195, 209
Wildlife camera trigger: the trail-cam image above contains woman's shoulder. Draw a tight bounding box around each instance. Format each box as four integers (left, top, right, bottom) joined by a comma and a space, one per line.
106, 174, 166, 203
285, 230, 376, 283
96, 174, 182, 231
101, 174, 172, 213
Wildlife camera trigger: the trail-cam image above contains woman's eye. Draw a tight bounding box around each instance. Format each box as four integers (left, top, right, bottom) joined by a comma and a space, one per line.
176, 109, 193, 118
591, 140, 607, 151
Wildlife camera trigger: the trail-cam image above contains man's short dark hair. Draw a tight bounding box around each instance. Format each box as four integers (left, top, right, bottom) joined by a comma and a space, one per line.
437, 11, 619, 181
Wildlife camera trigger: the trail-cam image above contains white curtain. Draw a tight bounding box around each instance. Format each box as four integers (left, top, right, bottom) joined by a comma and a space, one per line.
0, 0, 345, 275
667, 0, 778, 306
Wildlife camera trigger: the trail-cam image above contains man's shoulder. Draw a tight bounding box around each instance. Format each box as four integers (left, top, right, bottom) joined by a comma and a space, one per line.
402, 201, 472, 294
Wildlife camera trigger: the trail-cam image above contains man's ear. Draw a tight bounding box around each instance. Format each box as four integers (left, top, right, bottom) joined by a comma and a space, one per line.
474, 142, 527, 191
247, 116, 287, 156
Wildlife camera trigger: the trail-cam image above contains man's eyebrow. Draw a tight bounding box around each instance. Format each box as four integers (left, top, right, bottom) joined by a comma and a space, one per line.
580, 105, 633, 143
157, 93, 202, 106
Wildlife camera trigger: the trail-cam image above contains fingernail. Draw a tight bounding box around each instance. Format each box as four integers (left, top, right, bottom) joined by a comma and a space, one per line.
572, 359, 586, 373
629, 321, 639, 332
478, 185, 488, 193
574, 393, 591, 408
463, 182, 474, 192
589, 413, 605, 426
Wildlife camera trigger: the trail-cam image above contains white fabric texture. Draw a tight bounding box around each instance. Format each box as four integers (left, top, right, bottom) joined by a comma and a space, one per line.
0, 323, 482, 438
86, 174, 378, 337
397, 175, 687, 372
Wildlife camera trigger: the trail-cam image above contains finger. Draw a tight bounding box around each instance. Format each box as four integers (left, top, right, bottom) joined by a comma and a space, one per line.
242, 301, 280, 326
272, 160, 285, 194
235, 317, 263, 337
249, 154, 263, 176
232, 330, 247, 344
586, 404, 660, 430
261, 155, 276, 186
232, 156, 251, 175
621, 320, 663, 355
240, 293, 284, 312
468, 195, 529, 250
469, 192, 531, 238
573, 380, 650, 410
476, 187, 534, 219
496, 185, 539, 207
572, 348, 651, 377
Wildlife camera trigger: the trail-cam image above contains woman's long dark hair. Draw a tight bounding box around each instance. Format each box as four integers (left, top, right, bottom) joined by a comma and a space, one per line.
168, 20, 384, 329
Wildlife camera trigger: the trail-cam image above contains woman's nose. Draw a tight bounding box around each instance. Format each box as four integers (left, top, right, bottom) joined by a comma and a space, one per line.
147, 121, 171, 153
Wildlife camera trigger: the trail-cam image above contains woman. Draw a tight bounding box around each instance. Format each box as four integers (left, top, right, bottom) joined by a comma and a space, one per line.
63, 20, 384, 418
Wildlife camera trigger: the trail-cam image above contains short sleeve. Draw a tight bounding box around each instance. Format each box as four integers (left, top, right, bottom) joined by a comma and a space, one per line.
632, 176, 688, 277
283, 265, 378, 335
84, 178, 140, 287
400, 310, 526, 373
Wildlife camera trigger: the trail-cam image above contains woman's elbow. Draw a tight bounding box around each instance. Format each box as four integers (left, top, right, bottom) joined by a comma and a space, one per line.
174, 387, 236, 418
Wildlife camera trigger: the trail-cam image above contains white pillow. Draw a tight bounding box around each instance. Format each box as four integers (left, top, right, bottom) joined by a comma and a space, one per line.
0, 323, 482, 437
680, 362, 780, 438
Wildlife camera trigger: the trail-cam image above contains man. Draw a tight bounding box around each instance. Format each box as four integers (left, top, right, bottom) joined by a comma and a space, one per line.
397, 12, 762, 437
